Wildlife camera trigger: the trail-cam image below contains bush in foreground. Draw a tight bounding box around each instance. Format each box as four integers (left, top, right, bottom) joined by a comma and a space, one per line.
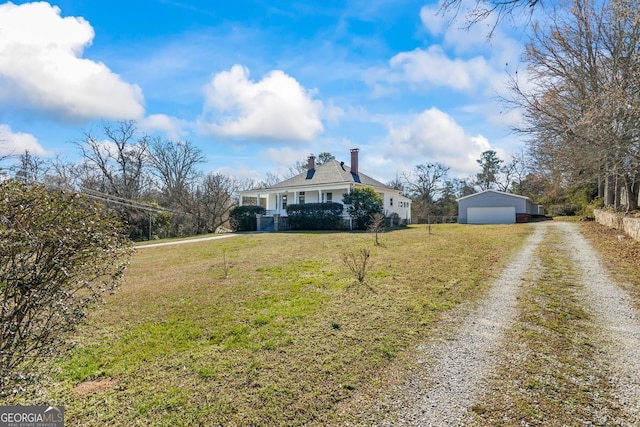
0, 181, 133, 398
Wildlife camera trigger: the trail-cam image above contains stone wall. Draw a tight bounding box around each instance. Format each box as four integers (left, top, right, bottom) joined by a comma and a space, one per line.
623, 216, 640, 242
594, 209, 640, 242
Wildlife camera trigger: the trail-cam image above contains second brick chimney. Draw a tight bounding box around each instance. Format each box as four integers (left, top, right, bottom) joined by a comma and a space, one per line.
350, 148, 359, 176
307, 154, 316, 171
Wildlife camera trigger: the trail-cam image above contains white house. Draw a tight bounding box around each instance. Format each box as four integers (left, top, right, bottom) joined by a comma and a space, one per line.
239, 149, 412, 230
457, 189, 544, 224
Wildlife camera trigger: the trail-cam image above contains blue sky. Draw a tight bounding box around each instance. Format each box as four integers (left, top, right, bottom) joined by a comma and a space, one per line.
0, 0, 531, 184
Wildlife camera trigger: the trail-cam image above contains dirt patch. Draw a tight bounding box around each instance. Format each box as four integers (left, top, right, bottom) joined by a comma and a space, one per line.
72, 377, 118, 398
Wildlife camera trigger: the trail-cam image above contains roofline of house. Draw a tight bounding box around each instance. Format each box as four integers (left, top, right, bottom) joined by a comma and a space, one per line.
239, 182, 411, 199
456, 189, 532, 202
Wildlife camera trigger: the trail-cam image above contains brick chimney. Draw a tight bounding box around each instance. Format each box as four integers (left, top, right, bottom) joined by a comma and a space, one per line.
350, 148, 359, 175
307, 154, 316, 170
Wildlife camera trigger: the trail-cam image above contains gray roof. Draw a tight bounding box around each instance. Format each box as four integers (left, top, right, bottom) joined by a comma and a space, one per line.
267, 159, 391, 190
456, 189, 532, 202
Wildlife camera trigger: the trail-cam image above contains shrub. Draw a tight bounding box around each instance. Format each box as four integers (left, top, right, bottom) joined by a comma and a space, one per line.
0, 181, 133, 397
229, 205, 266, 231
548, 204, 580, 216
580, 197, 605, 219
286, 202, 344, 230
342, 187, 383, 230
341, 248, 371, 283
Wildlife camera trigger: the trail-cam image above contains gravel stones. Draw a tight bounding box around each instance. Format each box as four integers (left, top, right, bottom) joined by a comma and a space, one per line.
370, 221, 640, 426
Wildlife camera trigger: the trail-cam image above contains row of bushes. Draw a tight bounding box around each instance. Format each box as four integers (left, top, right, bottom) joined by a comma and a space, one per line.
229, 203, 346, 231
286, 202, 345, 230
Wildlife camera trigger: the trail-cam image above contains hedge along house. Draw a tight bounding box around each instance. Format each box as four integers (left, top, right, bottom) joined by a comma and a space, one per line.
238, 149, 412, 231
457, 190, 544, 224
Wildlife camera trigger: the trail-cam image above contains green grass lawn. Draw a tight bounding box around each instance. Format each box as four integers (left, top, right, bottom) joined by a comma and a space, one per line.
38, 224, 534, 426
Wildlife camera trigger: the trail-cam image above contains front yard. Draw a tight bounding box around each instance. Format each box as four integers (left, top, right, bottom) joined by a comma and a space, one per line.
35, 224, 533, 425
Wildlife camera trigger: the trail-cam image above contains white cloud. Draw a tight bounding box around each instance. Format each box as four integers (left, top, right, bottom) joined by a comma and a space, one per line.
200, 64, 324, 141
388, 46, 494, 91
0, 124, 50, 156
419, 3, 447, 37
370, 1, 523, 97
380, 107, 493, 177
0, 2, 144, 121
139, 114, 188, 141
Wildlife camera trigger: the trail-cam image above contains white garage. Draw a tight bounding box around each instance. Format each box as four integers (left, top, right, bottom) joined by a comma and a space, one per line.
467, 206, 516, 224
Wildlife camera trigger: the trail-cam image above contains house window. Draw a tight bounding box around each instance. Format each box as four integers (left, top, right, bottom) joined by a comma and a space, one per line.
325, 192, 332, 202
299, 191, 305, 204
282, 195, 287, 210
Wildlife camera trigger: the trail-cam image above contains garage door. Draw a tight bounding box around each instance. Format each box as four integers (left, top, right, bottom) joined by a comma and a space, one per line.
467, 206, 516, 224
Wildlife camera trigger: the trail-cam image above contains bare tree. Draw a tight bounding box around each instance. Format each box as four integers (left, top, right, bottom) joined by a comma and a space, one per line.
508, 0, 640, 210
74, 120, 155, 238
403, 163, 450, 204
286, 159, 309, 178
403, 162, 450, 223
11, 150, 47, 183
45, 155, 81, 190
192, 173, 239, 233
75, 120, 151, 199
262, 172, 282, 188
440, 0, 544, 36
368, 212, 386, 246
148, 138, 205, 208
387, 174, 406, 192
498, 150, 531, 192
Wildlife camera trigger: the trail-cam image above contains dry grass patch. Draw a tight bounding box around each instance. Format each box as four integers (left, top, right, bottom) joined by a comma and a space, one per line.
35, 224, 532, 426
72, 377, 119, 398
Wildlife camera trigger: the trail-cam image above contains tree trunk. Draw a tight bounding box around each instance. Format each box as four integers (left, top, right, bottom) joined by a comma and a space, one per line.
624, 174, 639, 211
615, 176, 622, 210
605, 173, 616, 207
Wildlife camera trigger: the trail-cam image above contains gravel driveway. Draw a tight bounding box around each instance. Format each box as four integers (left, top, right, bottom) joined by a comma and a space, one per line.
374, 221, 640, 426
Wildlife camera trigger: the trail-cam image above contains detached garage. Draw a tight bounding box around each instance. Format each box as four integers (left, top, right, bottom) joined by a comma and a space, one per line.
457, 190, 538, 224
